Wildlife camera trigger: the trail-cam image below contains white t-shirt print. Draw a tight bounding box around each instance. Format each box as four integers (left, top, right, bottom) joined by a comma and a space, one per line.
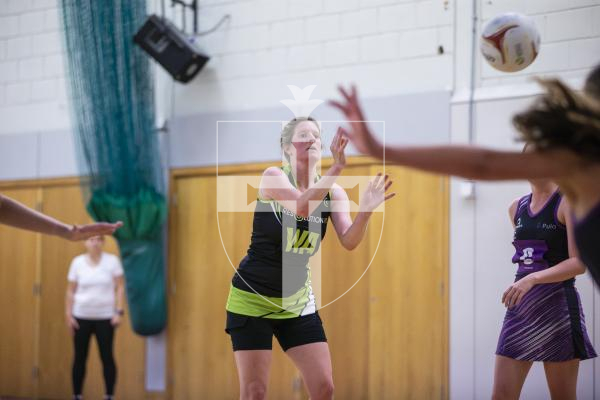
67, 252, 124, 319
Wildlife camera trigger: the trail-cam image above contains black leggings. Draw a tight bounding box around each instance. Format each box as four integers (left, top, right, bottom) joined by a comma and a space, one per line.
72, 318, 116, 396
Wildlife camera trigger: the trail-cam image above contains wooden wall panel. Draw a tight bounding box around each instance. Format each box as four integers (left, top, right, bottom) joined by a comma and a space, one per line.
367, 166, 448, 400
319, 165, 372, 400
168, 176, 239, 400
0, 188, 39, 398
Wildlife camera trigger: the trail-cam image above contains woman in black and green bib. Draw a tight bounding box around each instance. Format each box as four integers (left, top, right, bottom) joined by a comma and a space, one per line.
225, 117, 395, 400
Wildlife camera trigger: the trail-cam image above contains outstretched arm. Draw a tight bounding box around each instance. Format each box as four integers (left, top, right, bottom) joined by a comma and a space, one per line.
0, 193, 122, 240
382, 145, 575, 181
330, 85, 579, 181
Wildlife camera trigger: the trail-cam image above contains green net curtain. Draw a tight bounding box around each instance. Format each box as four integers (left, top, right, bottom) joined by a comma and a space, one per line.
60, 0, 167, 335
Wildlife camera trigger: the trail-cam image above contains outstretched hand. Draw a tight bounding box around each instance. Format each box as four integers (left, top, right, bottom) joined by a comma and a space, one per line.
330, 127, 349, 168
64, 221, 123, 241
360, 173, 396, 213
329, 85, 382, 157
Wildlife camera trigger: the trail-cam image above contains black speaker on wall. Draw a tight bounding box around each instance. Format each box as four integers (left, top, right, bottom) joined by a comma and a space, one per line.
134, 15, 210, 83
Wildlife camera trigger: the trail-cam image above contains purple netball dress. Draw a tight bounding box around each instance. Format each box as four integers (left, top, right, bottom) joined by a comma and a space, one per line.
496, 191, 597, 361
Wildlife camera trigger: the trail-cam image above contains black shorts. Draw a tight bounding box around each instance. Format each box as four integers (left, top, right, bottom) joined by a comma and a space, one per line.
225, 311, 327, 352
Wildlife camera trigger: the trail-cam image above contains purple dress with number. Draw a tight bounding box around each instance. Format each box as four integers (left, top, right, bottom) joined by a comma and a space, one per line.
496, 191, 596, 361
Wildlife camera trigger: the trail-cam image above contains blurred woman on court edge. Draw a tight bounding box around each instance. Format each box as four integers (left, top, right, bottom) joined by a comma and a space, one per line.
66, 235, 125, 400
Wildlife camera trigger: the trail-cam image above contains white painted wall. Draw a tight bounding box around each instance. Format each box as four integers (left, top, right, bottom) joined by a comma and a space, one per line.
0, 0, 70, 135
162, 0, 454, 117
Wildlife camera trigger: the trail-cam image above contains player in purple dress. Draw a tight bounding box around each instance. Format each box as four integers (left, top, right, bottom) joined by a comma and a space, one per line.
493, 174, 595, 399
330, 64, 600, 287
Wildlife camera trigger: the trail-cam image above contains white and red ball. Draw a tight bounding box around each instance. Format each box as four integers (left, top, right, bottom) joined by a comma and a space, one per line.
480, 13, 541, 73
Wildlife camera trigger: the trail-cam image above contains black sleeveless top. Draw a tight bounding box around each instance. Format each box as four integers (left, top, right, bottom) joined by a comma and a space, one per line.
512, 191, 569, 278
232, 166, 331, 297
574, 200, 600, 286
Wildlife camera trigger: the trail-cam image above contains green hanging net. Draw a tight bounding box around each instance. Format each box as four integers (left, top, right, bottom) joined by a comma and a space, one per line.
60, 0, 167, 335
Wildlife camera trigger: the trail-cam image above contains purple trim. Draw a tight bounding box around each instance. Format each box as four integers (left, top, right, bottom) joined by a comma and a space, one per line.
527, 189, 559, 218
514, 195, 530, 225
553, 193, 566, 229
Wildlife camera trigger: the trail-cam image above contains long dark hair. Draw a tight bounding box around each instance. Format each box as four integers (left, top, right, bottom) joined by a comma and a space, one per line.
513, 65, 600, 162
584, 64, 600, 100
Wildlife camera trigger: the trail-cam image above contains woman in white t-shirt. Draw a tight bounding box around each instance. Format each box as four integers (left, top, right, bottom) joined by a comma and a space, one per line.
65, 235, 124, 400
